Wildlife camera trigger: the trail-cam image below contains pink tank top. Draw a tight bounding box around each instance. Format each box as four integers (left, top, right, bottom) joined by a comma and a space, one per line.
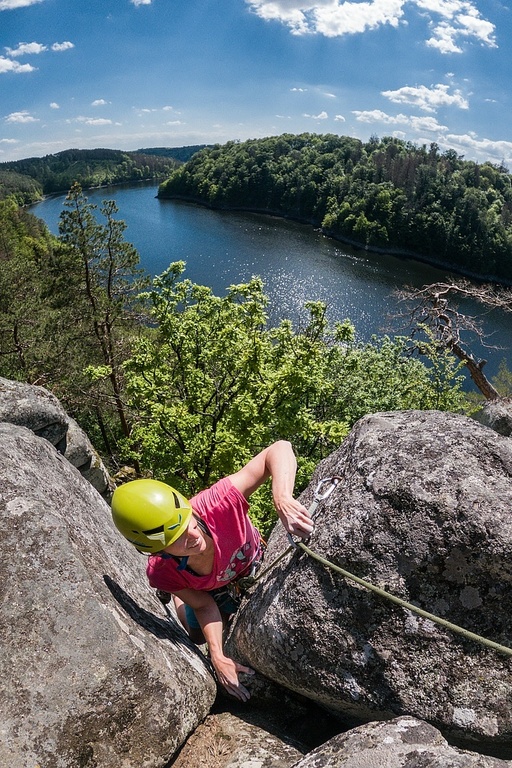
146, 477, 261, 593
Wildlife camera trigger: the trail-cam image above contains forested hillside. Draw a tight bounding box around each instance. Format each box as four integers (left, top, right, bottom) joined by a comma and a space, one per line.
158, 133, 512, 283
0, 147, 193, 204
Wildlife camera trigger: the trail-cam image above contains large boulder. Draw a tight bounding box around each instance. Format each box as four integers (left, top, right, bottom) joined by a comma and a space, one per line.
64, 415, 114, 498
170, 710, 304, 768
0, 376, 114, 498
292, 716, 512, 767
476, 397, 512, 437
0, 376, 68, 449
0, 422, 216, 768
228, 411, 512, 754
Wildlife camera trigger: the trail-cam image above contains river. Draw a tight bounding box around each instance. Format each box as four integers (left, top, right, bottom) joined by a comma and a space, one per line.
32, 182, 512, 387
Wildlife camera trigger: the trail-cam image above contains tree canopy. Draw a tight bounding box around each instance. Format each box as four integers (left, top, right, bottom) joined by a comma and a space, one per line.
124, 262, 467, 534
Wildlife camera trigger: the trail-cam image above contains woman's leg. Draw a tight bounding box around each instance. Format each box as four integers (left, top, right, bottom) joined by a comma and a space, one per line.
172, 594, 206, 645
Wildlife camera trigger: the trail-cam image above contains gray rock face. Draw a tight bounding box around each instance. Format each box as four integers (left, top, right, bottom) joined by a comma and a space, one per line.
477, 397, 512, 437
0, 422, 216, 768
170, 711, 304, 768
64, 416, 114, 498
228, 411, 512, 753
0, 376, 68, 448
0, 376, 113, 498
292, 717, 512, 767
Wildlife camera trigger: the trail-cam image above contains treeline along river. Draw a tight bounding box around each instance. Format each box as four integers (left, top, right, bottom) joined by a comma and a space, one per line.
33, 182, 512, 388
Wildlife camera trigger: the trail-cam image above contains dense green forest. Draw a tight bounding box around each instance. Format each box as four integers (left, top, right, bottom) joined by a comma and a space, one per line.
158, 133, 512, 283
0, 187, 478, 532
136, 145, 210, 162
0, 145, 204, 205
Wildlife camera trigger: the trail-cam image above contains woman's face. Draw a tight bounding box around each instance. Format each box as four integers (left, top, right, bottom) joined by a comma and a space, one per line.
163, 516, 207, 556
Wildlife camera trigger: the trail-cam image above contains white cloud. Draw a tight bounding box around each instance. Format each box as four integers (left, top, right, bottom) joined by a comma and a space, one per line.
315, 0, 405, 37
51, 41, 74, 52
352, 108, 447, 132
443, 132, 512, 162
5, 41, 47, 56
426, 23, 463, 53
334, 114, 346, 121
0, 138, 18, 143
353, 108, 398, 123
245, 0, 496, 52
409, 114, 448, 131
5, 110, 39, 123
50, 102, 59, 109
382, 83, 468, 112
91, 99, 109, 106
413, 131, 512, 165
0, 56, 36, 73
71, 116, 117, 126
0, 0, 44, 9
131, 0, 152, 5
291, 87, 308, 92
303, 110, 329, 119
133, 105, 181, 117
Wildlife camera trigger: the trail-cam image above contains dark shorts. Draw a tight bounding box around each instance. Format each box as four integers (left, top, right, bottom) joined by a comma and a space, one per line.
185, 587, 241, 630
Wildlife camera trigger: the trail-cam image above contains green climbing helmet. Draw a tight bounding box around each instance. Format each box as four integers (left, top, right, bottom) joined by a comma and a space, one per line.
111, 479, 192, 554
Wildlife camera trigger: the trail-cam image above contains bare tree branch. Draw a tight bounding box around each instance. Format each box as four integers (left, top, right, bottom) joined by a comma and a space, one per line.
393, 280, 512, 400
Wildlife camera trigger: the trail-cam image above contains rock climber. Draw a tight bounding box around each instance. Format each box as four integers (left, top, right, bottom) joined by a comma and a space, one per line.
111, 440, 313, 701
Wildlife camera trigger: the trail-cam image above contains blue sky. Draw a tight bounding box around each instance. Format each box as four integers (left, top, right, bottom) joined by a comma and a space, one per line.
1, 0, 510, 165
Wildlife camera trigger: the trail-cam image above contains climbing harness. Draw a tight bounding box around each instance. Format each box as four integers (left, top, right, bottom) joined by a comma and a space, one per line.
235, 476, 342, 593
240, 475, 512, 659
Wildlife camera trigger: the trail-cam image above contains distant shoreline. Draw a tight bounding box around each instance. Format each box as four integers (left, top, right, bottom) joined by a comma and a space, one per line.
157, 192, 512, 289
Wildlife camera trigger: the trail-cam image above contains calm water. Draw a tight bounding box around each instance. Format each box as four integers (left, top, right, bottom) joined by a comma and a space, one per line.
32, 182, 512, 385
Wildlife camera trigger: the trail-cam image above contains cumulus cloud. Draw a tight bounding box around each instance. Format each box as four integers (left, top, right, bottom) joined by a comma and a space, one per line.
334, 114, 346, 121
0, 56, 36, 73
5, 41, 47, 56
131, 0, 152, 5
133, 105, 180, 116
5, 110, 39, 123
247, 0, 405, 36
0, 0, 44, 9
51, 41, 74, 52
245, 0, 496, 52
0, 138, 18, 143
50, 102, 59, 109
315, 0, 405, 36
382, 83, 469, 112
443, 132, 512, 162
91, 99, 109, 106
69, 116, 118, 126
303, 110, 329, 119
352, 108, 448, 132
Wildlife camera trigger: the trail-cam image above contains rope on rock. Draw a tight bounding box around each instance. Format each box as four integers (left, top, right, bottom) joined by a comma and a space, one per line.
240, 475, 512, 659
296, 540, 512, 659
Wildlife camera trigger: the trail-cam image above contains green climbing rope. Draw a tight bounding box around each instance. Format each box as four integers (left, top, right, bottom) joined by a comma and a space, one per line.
296, 540, 512, 658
